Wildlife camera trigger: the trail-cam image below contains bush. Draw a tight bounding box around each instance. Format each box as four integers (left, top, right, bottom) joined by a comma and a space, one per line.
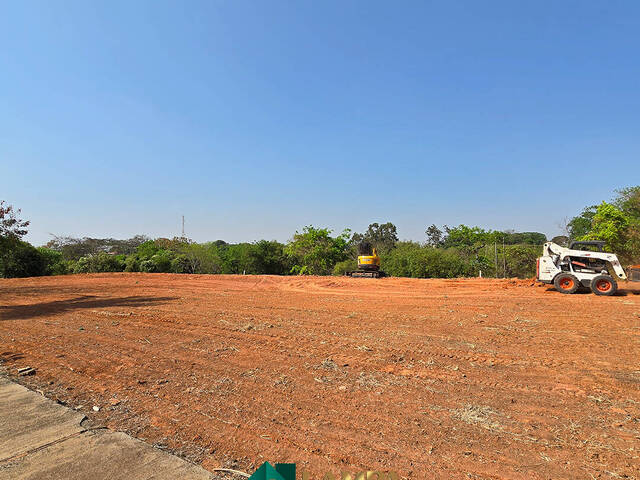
179, 243, 222, 274
332, 259, 357, 276
285, 226, 350, 275
151, 252, 172, 272
383, 242, 475, 278
73, 252, 125, 273
170, 254, 191, 273
124, 255, 140, 272
250, 240, 291, 275
129, 244, 174, 273
37, 247, 68, 275
0, 237, 46, 278
134, 251, 173, 273
504, 245, 539, 278
139, 259, 158, 273
136, 240, 160, 258
220, 243, 255, 274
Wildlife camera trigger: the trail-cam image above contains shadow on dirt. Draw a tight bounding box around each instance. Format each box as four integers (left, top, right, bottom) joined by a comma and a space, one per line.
0, 295, 177, 321
543, 285, 637, 296
0, 351, 25, 362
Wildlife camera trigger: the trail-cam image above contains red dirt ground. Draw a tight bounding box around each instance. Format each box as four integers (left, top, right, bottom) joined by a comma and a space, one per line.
1, 274, 639, 479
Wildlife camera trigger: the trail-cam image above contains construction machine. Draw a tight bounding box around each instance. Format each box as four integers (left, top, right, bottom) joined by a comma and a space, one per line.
345, 242, 386, 278
537, 240, 640, 295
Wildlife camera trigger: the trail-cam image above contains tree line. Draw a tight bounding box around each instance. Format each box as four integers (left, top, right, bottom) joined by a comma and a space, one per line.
1, 186, 638, 279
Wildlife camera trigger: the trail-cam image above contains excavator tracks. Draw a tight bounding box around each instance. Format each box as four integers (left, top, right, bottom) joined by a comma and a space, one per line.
345, 271, 386, 278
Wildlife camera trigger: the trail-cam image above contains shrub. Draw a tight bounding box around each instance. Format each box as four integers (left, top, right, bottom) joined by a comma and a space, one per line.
151, 252, 172, 272
139, 259, 158, 273
37, 247, 68, 275
124, 255, 140, 272
170, 254, 191, 273
285, 226, 350, 275
383, 242, 475, 278
221, 243, 255, 274
136, 240, 160, 258
504, 245, 539, 278
0, 237, 45, 278
332, 259, 357, 276
179, 243, 222, 274
72, 252, 125, 273
250, 240, 291, 275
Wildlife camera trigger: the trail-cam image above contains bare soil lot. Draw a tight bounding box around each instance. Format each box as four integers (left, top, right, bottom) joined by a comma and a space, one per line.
1, 274, 639, 479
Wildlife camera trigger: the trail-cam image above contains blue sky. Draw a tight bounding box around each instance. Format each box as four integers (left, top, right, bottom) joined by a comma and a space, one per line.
2, 1, 639, 246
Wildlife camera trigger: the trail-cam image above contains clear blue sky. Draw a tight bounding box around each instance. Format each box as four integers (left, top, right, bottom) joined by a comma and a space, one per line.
2, 1, 639, 246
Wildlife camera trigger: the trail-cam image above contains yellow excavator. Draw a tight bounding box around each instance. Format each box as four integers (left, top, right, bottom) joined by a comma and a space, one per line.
345, 242, 385, 278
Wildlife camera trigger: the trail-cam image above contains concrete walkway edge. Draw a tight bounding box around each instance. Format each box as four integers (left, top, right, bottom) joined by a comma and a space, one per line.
0, 374, 214, 480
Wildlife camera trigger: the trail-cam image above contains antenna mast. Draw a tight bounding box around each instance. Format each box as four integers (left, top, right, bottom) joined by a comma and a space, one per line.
181, 215, 185, 237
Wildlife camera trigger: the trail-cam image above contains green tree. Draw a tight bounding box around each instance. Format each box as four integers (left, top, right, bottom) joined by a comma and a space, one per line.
178, 243, 222, 274
332, 258, 358, 276
614, 186, 640, 219
37, 247, 68, 275
551, 235, 569, 247
0, 201, 42, 278
46, 235, 149, 260
567, 206, 597, 240
250, 240, 290, 275
425, 225, 444, 247
73, 252, 126, 273
351, 222, 398, 254
614, 187, 640, 262
124, 255, 141, 272
383, 242, 475, 278
0, 201, 30, 238
442, 225, 495, 248
502, 231, 547, 245
503, 245, 539, 278
286, 226, 350, 275
0, 237, 45, 278
170, 254, 191, 273
150, 251, 173, 272
220, 243, 256, 274
579, 202, 630, 255
136, 240, 161, 258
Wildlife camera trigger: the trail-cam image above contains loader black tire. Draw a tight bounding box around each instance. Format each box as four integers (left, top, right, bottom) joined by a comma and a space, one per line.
590, 275, 617, 296
553, 273, 580, 294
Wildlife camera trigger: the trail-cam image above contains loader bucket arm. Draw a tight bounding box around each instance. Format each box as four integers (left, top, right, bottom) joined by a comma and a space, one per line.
607, 257, 628, 280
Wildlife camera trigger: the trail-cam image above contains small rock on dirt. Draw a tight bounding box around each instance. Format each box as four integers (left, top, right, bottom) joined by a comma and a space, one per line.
92, 405, 100, 412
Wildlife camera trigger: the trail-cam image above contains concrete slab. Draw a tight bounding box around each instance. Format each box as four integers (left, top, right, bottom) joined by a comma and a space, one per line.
2, 430, 213, 480
0, 376, 213, 480
0, 377, 85, 461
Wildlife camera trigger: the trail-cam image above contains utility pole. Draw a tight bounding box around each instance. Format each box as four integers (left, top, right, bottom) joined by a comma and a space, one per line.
502, 236, 506, 278
181, 215, 185, 237
494, 242, 498, 278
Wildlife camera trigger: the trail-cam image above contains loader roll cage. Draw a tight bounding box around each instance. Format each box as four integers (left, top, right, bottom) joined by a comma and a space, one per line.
568, 240, 606, 252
